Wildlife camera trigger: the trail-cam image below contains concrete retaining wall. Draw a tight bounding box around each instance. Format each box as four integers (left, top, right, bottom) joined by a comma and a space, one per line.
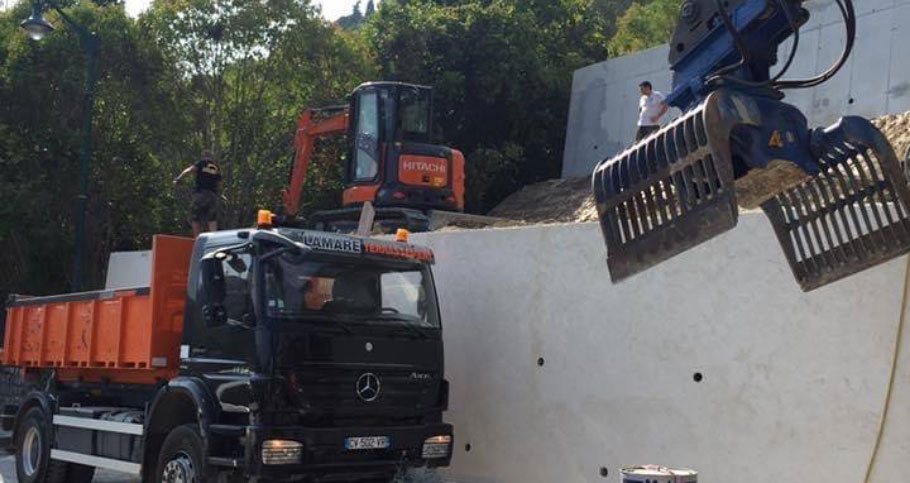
409, 214, 910, 482
563, 0, 910, 178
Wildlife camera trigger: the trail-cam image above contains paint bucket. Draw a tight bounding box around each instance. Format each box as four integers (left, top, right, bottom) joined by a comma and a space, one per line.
621, 465, 697, 483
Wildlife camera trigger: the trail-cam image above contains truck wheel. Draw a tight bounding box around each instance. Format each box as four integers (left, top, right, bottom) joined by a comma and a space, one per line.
156, 424, 207, 483
15, 406, 69, 483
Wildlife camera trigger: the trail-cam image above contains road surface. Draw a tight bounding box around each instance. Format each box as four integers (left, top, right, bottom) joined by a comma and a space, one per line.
0, 454, 137, 483
0, 454, 446, 483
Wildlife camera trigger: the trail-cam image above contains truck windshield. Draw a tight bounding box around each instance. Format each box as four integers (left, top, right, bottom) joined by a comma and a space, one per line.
264, 255, 440, 329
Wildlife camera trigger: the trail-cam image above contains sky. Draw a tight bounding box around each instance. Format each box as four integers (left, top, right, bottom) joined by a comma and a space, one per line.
123, 0, 369, 19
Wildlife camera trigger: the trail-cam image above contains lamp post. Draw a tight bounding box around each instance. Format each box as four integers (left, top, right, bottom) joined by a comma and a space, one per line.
21, 0, 99, 293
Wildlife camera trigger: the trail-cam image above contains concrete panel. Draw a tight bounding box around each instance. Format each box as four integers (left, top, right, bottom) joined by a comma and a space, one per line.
563, 0, 910, 178
406, 216, 910, 482
845, 8, 892, 120
886, 4, 910, 114
809, 6, 856, 126
562, 45, 673, 178
105, 250, 151, 289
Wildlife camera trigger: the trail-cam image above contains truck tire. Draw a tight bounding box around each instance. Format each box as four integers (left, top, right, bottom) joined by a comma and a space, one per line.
156, 424, 208, 483
15, 406, 69, 483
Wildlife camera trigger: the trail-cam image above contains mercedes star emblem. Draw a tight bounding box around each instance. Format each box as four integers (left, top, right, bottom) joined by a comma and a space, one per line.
356, 373, 381, 402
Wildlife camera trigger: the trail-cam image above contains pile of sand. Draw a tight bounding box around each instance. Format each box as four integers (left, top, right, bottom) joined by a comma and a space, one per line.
486, 176, 597, 225
489, 111, 910, 224
873, 111, 910, 161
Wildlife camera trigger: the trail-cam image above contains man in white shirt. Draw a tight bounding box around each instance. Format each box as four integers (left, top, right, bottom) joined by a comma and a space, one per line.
636, 81, 668, 141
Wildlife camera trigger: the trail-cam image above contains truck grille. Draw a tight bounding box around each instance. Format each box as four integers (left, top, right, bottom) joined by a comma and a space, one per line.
293, 367, 436, 411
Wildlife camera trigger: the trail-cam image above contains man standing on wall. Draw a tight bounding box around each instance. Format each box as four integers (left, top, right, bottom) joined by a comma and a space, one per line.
636, 81, 668, 141
174, 150, 223, 237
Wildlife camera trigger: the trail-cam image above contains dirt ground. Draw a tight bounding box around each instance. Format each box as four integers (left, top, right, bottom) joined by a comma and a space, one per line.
488, 111, 910, 225
873, 111, 910, 161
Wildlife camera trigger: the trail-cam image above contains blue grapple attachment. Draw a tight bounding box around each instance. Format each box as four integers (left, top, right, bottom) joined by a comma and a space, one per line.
592, 0, 910, 291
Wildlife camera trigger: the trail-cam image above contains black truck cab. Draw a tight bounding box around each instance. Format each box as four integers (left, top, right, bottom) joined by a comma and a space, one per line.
175, 227, 453, 481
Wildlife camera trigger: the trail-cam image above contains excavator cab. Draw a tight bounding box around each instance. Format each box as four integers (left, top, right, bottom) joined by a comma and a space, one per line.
344, 82, 465, 215
283, 82, 466, 233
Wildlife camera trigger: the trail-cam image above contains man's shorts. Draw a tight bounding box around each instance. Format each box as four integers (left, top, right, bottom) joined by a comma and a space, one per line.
191, 190, 218, 223
636, 125, 660, 141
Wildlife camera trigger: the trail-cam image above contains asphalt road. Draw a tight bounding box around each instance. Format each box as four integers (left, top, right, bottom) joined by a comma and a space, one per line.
0, 454, 447, 483
0, 454, 138, 483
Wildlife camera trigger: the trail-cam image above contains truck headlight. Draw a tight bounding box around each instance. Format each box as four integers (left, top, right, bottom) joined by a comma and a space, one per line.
421, 435, 452, 459
261, 440, 303, 465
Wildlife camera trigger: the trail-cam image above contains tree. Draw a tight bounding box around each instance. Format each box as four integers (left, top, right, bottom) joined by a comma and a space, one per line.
0, 0, 375, 295
0, 1, 187, 293
337, 0, 379, 31
337, 1, 364, 30
141, 0, 376, 228
608, 0, 681, 57
362, 0, 613, 211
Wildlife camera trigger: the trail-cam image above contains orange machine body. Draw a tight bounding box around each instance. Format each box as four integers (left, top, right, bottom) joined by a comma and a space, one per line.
2, 235, 194, 385
282, 82, 465, 224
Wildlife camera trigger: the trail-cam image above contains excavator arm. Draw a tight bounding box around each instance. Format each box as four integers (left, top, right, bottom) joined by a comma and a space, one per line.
281, 107, 349, 217
592, 0, 910, 291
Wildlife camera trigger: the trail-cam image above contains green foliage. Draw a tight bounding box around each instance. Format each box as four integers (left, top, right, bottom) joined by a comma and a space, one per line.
0, 1, 183, 293
141, 0, 374, 229
0, 0, 373, 295
362, 0, 613, 211
0, 0, 635, 297
337, 0, 377, 30
608, 0, 681, 57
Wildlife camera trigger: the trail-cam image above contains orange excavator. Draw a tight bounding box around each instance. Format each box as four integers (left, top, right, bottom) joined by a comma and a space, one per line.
281, 82, 476, 232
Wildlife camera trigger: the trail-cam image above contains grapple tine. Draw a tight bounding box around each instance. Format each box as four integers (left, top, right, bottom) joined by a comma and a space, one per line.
761, 117, 910, 291
592, 92, 739, 282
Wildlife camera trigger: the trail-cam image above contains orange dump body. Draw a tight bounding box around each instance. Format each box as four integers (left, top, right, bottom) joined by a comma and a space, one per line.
2, 235, 194, 385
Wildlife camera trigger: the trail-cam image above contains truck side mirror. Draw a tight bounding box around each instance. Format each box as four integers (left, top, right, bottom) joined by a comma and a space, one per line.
200, 256, 228, 327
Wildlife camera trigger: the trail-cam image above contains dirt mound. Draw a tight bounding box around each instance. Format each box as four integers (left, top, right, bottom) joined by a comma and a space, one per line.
873, 111, 910, 161
489, 111, 910, 224
487, 176, 597, 224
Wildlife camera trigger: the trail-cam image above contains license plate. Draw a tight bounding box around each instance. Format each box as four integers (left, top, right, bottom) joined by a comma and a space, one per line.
344, 436, 390, 450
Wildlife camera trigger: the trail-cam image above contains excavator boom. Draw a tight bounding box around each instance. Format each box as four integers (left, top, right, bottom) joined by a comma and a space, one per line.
282, 107, 348, 217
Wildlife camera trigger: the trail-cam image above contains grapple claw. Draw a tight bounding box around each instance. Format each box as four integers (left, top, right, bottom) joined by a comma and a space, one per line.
592, 91, 741, 282
761, 117, 910, 291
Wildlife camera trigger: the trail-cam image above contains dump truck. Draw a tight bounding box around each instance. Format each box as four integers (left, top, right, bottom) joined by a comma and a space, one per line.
0, 216, 453, 483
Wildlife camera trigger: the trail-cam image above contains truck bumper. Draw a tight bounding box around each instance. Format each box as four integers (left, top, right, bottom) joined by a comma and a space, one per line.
239, 422, 453, 480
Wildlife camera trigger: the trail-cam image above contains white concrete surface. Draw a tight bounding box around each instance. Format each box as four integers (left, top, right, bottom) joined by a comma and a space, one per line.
563, 0, 910, 178
408, 214, 910, 482
104, 250, 151, 289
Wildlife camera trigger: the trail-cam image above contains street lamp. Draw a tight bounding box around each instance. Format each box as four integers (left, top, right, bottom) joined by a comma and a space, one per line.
20, 1, 100, 293
20, 3, 54, 40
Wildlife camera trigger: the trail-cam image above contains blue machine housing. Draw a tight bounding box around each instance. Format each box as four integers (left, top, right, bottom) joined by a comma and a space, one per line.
592, 0, 910, 291
666, 0, 809, 111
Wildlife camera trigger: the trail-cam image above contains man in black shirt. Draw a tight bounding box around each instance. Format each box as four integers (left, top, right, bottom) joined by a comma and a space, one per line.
174, 150, 223, 237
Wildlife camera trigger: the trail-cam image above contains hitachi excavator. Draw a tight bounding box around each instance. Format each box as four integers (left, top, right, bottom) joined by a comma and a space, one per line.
282, 82, 496, 233
592, 0, 910, 291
